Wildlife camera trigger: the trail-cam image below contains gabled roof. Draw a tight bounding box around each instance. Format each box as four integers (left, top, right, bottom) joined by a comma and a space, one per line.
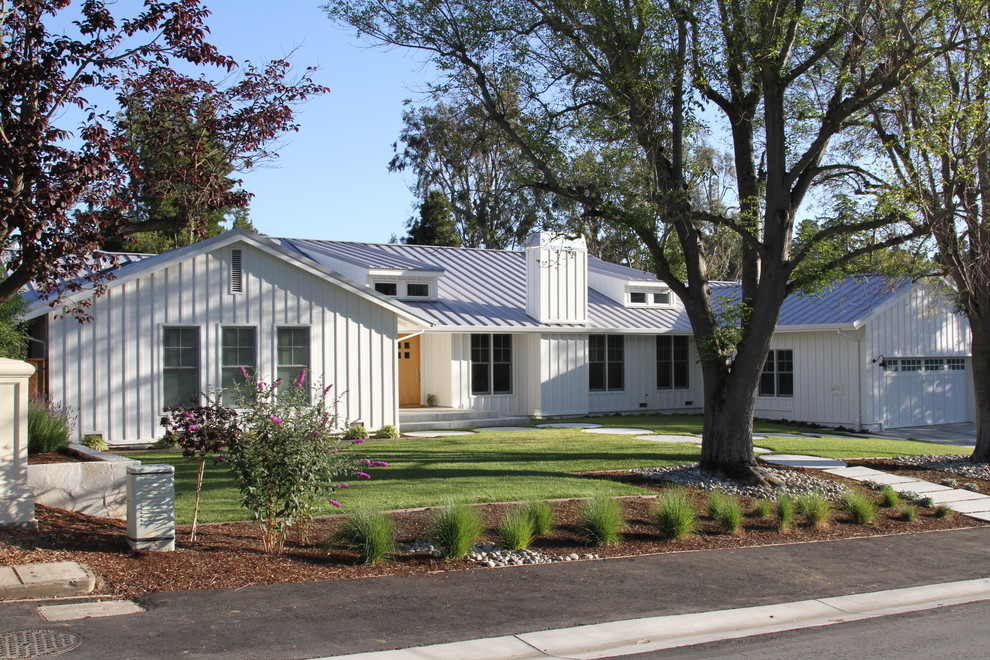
279, 238, 692, 333
23, 229, 433, 327
709, 275, 913, 329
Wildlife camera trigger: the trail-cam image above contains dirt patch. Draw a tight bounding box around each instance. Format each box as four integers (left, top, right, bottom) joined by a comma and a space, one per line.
1, 480, 979, 599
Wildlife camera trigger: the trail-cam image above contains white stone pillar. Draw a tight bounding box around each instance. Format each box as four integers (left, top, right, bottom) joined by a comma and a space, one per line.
0, 358, 37, 528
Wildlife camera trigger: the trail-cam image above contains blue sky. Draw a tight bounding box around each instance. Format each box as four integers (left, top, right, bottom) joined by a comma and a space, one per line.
189, 2, 434, 243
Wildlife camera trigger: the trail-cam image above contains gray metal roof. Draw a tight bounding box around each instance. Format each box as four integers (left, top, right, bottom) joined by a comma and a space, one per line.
19, 252, 154, 306
710, 275, 911, 327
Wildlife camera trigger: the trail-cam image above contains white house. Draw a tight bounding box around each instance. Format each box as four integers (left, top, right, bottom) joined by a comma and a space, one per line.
22, 229, 973, 445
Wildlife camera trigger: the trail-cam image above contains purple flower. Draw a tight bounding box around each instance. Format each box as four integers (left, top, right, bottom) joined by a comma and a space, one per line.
336, 483, 349, 489
239, 366, 250, 381
187, 424, 200, 431
270, 416, 282, 425
323, 384, 334, 396
294, 369, 307, 388
370, 461, 389, 467
351, 438, 366, 445
355, 471, 371, 479
181, 412, 194, 419
274, 377, 283, 387
330, 448, 341, 454
328, 499, 342, 508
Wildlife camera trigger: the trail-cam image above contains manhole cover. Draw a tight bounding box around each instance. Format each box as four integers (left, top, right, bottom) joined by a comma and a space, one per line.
0, 630, 81, 658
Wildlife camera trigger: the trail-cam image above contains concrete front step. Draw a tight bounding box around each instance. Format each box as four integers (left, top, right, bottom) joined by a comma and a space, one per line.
400, 416, 532, 432
0, 562, 96, 600
399, 408, 505, 423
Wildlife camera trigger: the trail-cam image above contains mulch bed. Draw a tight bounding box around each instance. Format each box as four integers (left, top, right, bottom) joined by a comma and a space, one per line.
2, 476, 981, 599
28, 451, 100, 465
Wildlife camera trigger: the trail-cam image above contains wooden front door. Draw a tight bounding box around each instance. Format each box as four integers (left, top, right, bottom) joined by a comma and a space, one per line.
398, 335, 421, 407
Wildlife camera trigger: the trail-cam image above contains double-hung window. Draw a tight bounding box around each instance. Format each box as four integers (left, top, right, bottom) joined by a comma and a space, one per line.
163, 327, 200, 407
759, 349, 794, 397
589, 335, 624, 391
657, 336, 689, 389
221, 327, 256, 400
277, 328, 311, 396
470, 334, 512, 395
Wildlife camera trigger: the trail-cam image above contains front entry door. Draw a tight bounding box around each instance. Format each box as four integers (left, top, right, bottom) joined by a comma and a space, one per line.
398, 335, 421, 407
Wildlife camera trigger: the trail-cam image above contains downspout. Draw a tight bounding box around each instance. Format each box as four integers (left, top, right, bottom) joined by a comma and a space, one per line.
836, 329, 864, 430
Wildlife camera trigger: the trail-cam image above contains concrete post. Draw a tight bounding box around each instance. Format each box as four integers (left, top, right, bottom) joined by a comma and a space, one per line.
126, 464, 176, 551
0, 358, 37, 528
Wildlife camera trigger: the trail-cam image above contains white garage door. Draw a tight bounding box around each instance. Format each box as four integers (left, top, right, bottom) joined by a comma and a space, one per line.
881, 358, 970, 429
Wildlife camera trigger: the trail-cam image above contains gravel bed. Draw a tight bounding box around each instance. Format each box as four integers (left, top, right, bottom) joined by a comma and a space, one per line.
400, 540, 601, 567
884, 455, 990, 480
632, 463, 847, 500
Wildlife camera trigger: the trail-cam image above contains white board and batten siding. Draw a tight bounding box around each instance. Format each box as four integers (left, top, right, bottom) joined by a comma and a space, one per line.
525, 233, 588, 324
586, 335, 702, 415
755, 331, 862, 428
49, 243, 400, 445
862, 284, 972, 429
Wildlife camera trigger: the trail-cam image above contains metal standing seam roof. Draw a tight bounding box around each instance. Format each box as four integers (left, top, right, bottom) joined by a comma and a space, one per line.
709, 275, 911, 327
18, 251, 155, 307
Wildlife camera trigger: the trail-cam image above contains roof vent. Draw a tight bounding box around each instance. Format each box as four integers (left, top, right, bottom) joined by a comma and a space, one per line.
230, 249, 243, 294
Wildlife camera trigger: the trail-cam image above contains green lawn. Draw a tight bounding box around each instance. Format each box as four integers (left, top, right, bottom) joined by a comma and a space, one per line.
125, 415, 964, 524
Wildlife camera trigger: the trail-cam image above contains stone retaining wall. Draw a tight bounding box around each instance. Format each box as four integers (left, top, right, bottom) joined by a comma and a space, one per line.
27, 444, 139, 519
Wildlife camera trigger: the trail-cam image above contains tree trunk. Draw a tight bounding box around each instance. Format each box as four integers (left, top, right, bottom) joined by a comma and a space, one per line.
190, 458, 206, 541
970, 313, 990, 462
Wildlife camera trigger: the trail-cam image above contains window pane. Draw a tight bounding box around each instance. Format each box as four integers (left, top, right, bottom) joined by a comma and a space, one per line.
654, 291, 671, 305
947, 358, 966, 370
776, 350, 793, 373
406, 283, 430, 297
589, 363, 605, 391
629, 292, 646, 303
924, 359, 944, 371
777, 372, 794, 397
164, 369, 198, 407
901, 359, 921, 372
607, 361, 624, 390
471, 363, 490, 394
657, 336, 672, 389
883, 359, 899, 372
492, 363, 511, 394
374, 282, 397, 296
759, 371, 776, 396
589, 335, 605, 362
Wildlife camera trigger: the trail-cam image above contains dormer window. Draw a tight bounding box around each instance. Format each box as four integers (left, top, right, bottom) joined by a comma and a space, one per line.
626, 286, 674, 308
374, 282, 398, 296
406, 283, 430, 297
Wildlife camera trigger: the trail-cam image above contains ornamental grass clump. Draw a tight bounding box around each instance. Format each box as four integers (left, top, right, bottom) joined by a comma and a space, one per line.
775, 495, 796, 531
522, 500, 555, 536
335, 509, 396, 564
654, 490, 697, 540
934, 504, 952, 519
796, 492, 831, 529
707, 491, 742, 535
880, 486, 900, 508
27, 397, 72, 454
899, 505, 918, 523
578, 496, 623, 547
497, 507, 536, 551
752, 499, 773, 519
841, 491, 877, 525
430, 504, 484, 560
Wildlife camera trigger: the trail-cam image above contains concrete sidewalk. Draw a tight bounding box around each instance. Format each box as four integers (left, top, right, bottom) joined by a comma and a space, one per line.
2, 526, 990, 659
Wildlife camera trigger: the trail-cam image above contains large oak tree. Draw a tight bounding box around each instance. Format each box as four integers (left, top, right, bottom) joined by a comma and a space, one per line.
329, 0, 956, 477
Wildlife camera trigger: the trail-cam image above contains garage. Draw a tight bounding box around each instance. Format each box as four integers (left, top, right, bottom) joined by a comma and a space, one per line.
880, 357, 970, 429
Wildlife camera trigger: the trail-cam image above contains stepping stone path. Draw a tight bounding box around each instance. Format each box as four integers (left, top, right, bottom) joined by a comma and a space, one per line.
536, 423, 603, 429
472, 426, 536, 432
403, 430, 475, 438
761, 454, 848, 469
818, 464, 990, 520
582, 427, 653, 435
753, 447, 772, 455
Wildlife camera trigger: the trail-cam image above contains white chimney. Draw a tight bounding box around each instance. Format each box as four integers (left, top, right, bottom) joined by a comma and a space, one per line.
525, 232, 588, 324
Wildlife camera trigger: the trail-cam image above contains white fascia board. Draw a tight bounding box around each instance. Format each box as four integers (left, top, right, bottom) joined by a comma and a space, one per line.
850, 287, 913, 329
773, 323, 856, 333
368, 268, 444, 278
26, 229, 433, 329
421, 325, 693, 335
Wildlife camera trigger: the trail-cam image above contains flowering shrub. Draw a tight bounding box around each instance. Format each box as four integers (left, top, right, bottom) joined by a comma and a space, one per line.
226, 372, 377, 554
160, 392, 240, 540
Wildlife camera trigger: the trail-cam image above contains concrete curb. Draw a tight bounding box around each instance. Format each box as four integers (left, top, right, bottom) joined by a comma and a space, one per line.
320, 578, 990, 659
0, 562, 96, 600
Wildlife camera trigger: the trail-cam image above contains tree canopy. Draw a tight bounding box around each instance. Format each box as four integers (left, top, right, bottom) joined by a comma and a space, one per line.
329, 0, 962, 476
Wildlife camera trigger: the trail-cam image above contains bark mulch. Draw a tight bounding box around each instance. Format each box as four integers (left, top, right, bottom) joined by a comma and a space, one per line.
1, 479, 980, 599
